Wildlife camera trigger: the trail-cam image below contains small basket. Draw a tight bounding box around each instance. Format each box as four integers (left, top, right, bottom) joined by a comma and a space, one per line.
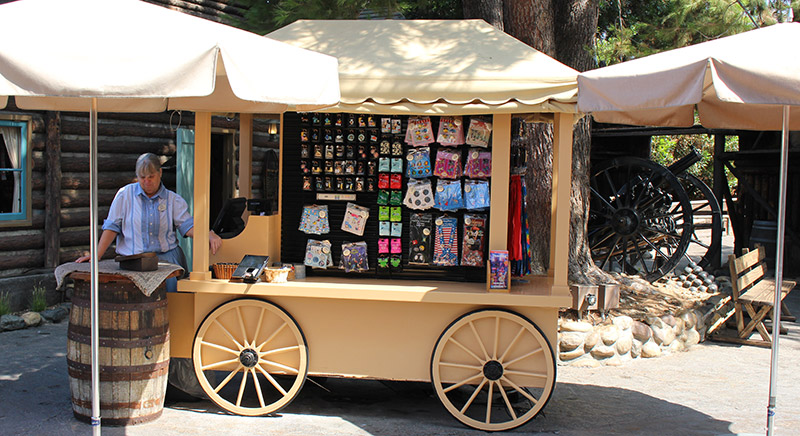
212, 262, 238, 280
261, 267, 291, 283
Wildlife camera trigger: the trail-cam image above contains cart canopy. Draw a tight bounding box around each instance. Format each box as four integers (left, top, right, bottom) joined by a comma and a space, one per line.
577, 22, 800, 130
268, 19, 578, 116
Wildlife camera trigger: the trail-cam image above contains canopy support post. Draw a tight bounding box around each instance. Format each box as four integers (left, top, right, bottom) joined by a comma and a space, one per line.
190, 112, 212, 280
766, 105, 790, 436
88, 97, 101, 434
550, 113, 573, 297
488, 114, 511, 291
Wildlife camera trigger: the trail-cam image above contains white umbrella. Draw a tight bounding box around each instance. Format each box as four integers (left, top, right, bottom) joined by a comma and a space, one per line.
577, 22, 798, 435
0, 0, 339, 432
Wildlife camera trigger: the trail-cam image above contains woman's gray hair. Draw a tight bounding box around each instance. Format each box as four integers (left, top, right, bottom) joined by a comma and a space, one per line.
136, 153, 162, 177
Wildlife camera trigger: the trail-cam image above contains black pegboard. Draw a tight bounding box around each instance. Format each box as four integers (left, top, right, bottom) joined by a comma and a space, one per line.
280, 112, 490, 282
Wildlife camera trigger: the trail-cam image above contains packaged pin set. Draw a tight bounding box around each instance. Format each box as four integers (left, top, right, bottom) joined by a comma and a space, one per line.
299, 205, 330, 235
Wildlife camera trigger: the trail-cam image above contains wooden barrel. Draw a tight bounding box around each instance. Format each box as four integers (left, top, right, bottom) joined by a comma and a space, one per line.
67, 272, 170, 426
751, 220, 778, 265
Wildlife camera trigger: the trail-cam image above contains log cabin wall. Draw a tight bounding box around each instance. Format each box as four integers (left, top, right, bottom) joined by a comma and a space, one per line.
0, 103, 278, 280
143, 0, 245, 24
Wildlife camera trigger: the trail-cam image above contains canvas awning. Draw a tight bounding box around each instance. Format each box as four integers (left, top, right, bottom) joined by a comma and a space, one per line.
578, 23, 800, 130
268, 20, 578, 116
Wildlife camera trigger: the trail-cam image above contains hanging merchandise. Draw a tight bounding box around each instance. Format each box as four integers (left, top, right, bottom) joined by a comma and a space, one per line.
461, 214, 487, 267
463, 147, 492, 179
433, 148, 463, 179
434, 179, 464, 211
465, 118, 492, 147
381, 118, 391, 133
408, 213, 433, 265
507, 175, 524, 275
433, 215, 459, 266
391, 222, 402, 237
379, 221, 391, 236
404, 178, 434, 210
377, 189, 389, 205
406, 146, 432, 178
389, 190, 403, 206
437, 116, 465, 146
464, 179, 491, 211
304, 239, 333, 269
391, 157, 404, 173
404, 116, 434, 146
341, 202, 369, 236
341, 241, 369, 272
518, 176, 533, 277
298, 204, 330, 235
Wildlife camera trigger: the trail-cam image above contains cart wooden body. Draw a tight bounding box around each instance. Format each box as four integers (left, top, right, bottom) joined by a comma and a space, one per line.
167, 20, 579, 431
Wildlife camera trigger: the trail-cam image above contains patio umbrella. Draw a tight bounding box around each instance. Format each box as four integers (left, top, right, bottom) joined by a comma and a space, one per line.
577, 22, 799, 435
0, 0, 339, 432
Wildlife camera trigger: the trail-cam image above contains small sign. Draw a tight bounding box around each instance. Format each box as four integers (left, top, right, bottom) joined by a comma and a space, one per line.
489, 250, 510, 290
317, 193, 357, 201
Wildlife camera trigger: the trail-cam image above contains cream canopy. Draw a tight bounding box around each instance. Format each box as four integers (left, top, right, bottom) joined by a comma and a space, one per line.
0, 0, 340, 113
268, 19, 578, 116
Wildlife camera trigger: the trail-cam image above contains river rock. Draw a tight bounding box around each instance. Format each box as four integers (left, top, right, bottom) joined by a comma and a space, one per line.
559, 332, 585, 351
559, 347, 586, 362
599, 325, 620, 346
631, 321, 652, 342
646, 315, 664, 329
605, 355, 625, 366
21, 312, 42, 327
652, 324, 676, 346
669, 340, 685, 353
683, 329, 701, 347
612, 315, 633, 331
41, 307, 68, 323
679, 311, 697, 330
584, 330, 601, 351
590, 345, 616, 359
615, 334, 633, 355
560, 320, 593, 333
631, 339, 643, 358
660, 314, 677, 327
569, 357, 602, 368
1, 314, 26, 331
641, 341, 662, 358
672, 317, 685, 335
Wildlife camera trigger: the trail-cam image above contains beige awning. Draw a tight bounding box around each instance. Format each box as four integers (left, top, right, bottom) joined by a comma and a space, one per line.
577, 23, 800, 130
0, 0, 340, 113
268, 20, 578, 116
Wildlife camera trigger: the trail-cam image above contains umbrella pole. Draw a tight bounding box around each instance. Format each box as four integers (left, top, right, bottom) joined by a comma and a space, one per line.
89, 98, 102, 435
766, 105, 789, 436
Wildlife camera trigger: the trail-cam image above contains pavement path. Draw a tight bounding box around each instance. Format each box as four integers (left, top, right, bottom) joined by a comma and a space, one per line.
1, 290, 799, 436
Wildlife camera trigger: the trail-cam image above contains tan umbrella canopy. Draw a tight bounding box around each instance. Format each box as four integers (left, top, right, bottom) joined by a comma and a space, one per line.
268, 19, 578, 117
577, 23, 798, 435
0, 0, 340, 431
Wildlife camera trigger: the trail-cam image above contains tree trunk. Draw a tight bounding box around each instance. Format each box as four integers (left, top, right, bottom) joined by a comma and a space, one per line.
462, 0, 504, 29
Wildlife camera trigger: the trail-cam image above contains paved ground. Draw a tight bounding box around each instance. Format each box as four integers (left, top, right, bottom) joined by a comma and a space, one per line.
1, 289, 798, 436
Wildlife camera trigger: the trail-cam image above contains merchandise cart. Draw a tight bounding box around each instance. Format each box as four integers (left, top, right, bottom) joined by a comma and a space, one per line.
169, 20, 578, 431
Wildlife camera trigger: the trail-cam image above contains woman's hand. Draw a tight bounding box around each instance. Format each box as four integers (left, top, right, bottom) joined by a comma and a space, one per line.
209, 230, 222, 255
75, 255, 90, 263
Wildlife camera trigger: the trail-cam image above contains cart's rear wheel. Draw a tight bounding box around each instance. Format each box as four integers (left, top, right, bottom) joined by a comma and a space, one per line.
431, 309, 556, 431
193, 298, 308, 416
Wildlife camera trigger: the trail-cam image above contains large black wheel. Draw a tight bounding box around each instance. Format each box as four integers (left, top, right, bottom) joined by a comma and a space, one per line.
588, 157, 693, 282
678, 173, 723, 269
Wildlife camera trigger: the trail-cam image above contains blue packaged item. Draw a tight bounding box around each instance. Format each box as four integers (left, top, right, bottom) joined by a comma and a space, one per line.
434, 179, 463, 211
464, 179, 490, 210
406, 146, 432, 178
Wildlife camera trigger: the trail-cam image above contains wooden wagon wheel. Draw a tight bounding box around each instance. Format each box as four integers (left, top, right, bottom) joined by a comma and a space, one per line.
193, 298, 308, 416
430, 309, 556, 432
588, 157, 693, 282
678, 173, 723, 269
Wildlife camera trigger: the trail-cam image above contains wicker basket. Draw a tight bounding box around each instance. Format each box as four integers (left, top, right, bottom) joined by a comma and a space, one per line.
212, 263, 238, 280
262, 267, 291, 283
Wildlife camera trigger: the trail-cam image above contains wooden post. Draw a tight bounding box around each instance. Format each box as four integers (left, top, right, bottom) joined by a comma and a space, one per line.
488, 114, 511, 292
44, 111, 61, 268
550, 113, 573, 297
190, 112, 211, 280
238, 113, 253, 220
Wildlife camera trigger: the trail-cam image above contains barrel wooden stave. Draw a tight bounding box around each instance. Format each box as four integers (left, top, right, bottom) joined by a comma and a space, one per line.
67, 275, 170, 426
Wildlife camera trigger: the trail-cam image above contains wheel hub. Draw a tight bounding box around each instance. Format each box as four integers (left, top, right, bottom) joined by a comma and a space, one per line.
611, 208, 640, 236
483, 360, 504, 381
239, 348, 258, 368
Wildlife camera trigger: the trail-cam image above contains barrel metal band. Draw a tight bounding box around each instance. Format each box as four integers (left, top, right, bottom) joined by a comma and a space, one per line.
68, 329, 169, 348
70, 297, 168, 311
68, 323, 169, 340
71, 396, 164, 411
67, 361, 169, 381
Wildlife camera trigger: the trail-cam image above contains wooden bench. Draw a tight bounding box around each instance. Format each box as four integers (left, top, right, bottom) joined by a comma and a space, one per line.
711, 245, 796, 347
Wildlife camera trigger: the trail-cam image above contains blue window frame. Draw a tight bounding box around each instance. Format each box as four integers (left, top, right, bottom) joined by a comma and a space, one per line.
0, 118, 31, 225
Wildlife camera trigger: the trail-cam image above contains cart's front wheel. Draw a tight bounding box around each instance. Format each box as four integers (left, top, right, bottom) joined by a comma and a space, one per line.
193, 298, 308, 416
431, 309, 556, 431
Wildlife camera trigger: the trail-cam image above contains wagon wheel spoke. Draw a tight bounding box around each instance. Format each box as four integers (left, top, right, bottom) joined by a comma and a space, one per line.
194, 299, 308, 416
431, 310, 555, 431
447, 337, 485, 364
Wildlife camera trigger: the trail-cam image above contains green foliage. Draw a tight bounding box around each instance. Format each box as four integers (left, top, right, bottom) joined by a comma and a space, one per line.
650, 134, 738, 200
30, 284, 47, 312
596, 0, 790, 65
0, 291, 10, 317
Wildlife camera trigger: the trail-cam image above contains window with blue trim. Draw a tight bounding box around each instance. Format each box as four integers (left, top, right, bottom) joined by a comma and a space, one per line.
0, 118, 30, 224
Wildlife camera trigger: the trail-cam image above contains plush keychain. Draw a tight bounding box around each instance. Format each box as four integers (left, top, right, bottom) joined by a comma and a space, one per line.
341, 202, 369, 236
408, 213, 433, 265
464, 179, 491, 210
461, 214, 487, 267
299, 204, 330, 235
403, 178, 434, 210
433, 215, 459, 266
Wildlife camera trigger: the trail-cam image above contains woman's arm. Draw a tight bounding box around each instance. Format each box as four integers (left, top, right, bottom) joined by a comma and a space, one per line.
75, 229, 118, 263
185, 227, 222, 255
